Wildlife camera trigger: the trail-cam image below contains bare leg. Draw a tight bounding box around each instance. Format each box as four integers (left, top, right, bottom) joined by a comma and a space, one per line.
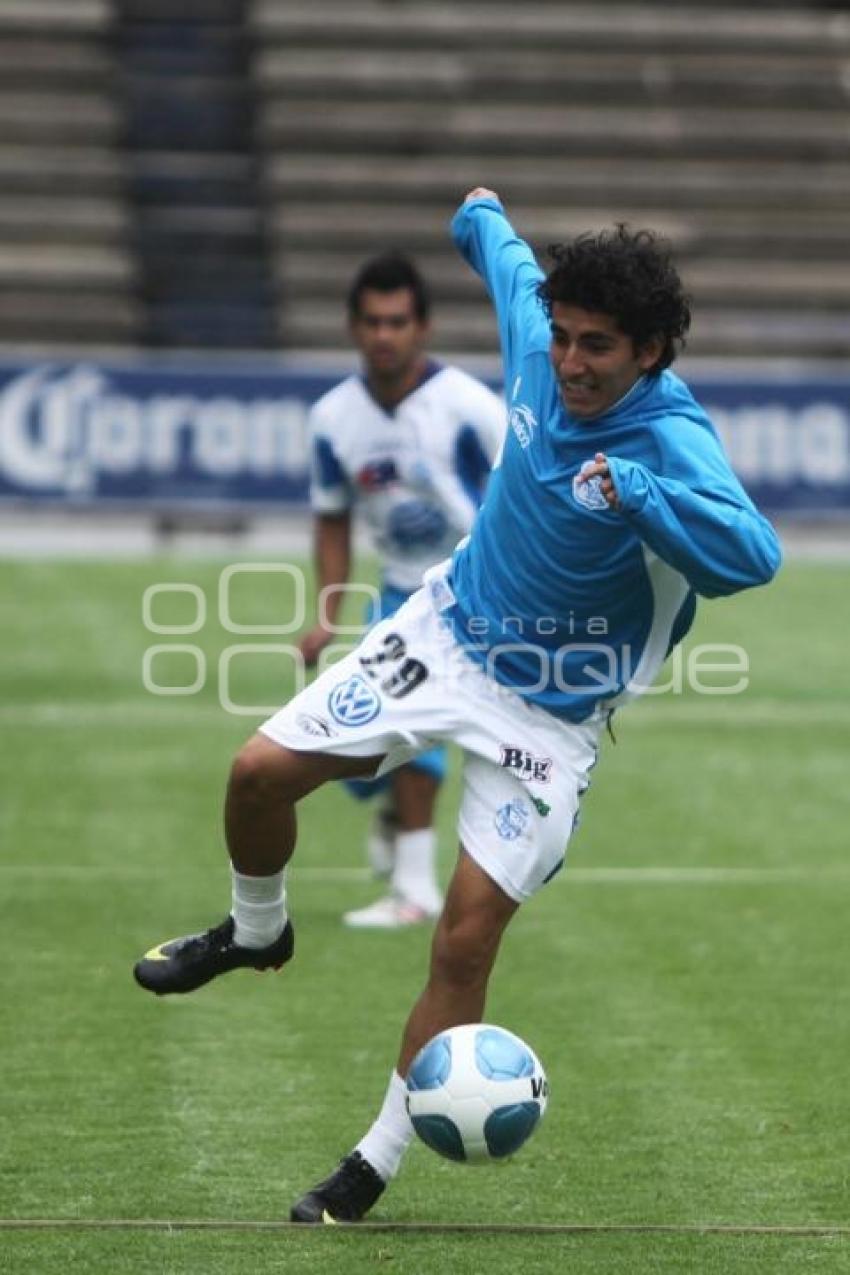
396, 847, 519, 1074
134, 731, 388, 995
391, 764, 439, 832
225, 733, 385, 875
350, 847, 519, 1183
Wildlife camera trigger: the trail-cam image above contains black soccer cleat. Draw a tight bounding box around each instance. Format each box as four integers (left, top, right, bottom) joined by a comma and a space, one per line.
133, 915, 294, 996
290, 1151, 386, 1224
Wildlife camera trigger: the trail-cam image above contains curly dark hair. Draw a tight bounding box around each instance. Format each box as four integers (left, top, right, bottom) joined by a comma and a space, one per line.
537, 224, 691, 373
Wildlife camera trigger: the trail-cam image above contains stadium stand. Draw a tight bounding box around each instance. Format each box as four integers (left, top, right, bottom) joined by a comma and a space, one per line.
0, 0, 276, 352
0, 1, 846, 358
114, 0, 277, 348
0, 0, 140, 348
251, 1, 850, 359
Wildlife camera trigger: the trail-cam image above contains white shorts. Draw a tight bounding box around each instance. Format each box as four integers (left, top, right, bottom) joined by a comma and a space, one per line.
260, 581, 605, 903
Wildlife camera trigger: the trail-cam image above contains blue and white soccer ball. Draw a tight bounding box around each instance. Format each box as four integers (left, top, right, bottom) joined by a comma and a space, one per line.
405, 1023, 548, 1163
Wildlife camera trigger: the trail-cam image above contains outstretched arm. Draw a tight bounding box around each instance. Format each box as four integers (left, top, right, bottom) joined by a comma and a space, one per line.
579, 452, 781, 597
451, 189, 550, 383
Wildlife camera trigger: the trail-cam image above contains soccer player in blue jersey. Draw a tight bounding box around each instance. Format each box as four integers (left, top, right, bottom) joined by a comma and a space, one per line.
134, 189, 782, 1223
298, 253, 504, 928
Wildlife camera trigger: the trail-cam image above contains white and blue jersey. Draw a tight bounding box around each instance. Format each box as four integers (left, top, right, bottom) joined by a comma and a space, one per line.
310, 359, 504, 786
445, 197, 782, 723
308, 361, 505, 596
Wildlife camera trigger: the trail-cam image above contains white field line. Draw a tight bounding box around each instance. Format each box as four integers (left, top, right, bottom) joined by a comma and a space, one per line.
0, 702, 235, 726
2, 864, 849, 886
0, 699, 848, 729
0, 1218, 848, 1235
563, 866, 850, 884
0, 864, 372, 883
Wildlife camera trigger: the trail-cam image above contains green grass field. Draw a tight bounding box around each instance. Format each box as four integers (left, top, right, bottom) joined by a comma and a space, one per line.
2, 554, 849, 1274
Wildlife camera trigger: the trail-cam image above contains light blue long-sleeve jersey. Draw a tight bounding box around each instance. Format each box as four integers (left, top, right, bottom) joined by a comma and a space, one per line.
444, 197, 782, 722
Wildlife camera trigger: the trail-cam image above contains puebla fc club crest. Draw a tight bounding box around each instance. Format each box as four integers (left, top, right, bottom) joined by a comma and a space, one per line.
328, 674, 381, 727
495, 799, 531, 842
573, 459, 609, 511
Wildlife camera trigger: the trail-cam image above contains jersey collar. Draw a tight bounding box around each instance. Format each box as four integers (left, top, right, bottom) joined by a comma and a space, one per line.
361, 359, 443, 416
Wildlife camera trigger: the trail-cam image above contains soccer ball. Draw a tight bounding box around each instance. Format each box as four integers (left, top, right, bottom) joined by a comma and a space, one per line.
405, 1023, 548, 1163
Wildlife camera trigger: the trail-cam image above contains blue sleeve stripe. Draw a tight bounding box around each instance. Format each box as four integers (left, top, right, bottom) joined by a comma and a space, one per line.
454, 423, 491, 507
313, 434, 346, 489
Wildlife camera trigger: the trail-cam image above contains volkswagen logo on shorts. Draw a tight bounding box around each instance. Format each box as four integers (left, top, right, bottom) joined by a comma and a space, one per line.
328, 674, 381, 728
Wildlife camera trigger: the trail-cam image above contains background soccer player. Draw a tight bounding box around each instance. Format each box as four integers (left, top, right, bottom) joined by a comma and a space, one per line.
298, 253, 504, 928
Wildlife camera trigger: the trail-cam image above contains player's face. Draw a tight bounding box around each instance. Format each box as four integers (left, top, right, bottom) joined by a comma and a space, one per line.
351, 288, 429, 382
549, 303, 662, 419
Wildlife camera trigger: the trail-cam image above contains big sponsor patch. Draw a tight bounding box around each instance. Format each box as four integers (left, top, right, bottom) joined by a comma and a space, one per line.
499, 746, 553, 784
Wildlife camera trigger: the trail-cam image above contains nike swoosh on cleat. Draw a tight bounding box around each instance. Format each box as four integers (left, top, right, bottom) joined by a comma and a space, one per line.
142, 943, 173, 961
321, 1210, 339, 1226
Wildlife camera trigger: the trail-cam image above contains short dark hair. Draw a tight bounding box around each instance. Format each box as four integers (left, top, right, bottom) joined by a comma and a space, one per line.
537, 224, 691, 372
347, 252, 431, 321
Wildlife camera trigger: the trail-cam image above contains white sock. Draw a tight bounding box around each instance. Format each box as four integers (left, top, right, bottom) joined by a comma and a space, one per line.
231, 867, 287, 949
392, 829, 441, 912
355, 1070, 414, 1181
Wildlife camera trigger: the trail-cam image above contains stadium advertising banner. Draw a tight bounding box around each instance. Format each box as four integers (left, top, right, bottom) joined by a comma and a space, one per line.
0, 359, 848, 515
